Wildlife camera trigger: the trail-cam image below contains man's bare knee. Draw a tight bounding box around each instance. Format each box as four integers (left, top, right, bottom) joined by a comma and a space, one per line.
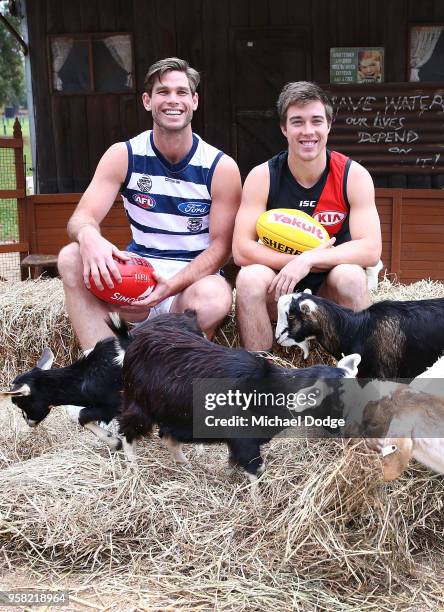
323, 264, 370, 310
236, 265, 275, 301
58, 243, 83, 283
173, 275, 233, 331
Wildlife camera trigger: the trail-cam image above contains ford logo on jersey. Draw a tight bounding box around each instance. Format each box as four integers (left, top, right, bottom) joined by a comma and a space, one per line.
178, 202, 210, 216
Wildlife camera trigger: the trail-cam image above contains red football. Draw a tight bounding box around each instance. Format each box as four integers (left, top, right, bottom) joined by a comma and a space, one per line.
88, 256, 157, 305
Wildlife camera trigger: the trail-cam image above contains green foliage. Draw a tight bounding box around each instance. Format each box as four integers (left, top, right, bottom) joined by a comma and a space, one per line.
0, 2, 26, 108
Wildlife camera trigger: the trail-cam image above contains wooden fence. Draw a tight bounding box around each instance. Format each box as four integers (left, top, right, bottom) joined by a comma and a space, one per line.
0, 119, 28, 279
17, 188, 444, 285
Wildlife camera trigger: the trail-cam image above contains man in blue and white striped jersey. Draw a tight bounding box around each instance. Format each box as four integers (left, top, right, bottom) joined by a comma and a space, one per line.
58, 58, 242, 351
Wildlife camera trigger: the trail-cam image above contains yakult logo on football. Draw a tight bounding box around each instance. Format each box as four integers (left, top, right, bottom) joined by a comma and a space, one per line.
133, 193, 156, 209
313, 211, 346, 226
270, 212, 325, 240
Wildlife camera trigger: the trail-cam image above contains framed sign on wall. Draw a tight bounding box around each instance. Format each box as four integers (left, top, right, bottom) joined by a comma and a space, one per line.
330, 47, 384, 84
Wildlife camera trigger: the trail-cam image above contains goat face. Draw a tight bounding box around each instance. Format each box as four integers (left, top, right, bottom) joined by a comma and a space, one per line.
4, 348, 54, 427
275, 291, 320, 358
360, 397, 393, 438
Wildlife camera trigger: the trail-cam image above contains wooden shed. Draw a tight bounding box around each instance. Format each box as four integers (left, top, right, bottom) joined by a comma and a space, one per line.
1, 0, 444, 283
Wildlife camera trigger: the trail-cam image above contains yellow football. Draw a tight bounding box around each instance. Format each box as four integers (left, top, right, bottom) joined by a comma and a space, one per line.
256, 208, 330, 255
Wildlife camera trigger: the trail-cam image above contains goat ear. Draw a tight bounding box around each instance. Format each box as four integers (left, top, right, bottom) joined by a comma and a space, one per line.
36, 348, 54, 370
299, 299, 316, 316
338, 353, 361, 378
1, 383, 32, 397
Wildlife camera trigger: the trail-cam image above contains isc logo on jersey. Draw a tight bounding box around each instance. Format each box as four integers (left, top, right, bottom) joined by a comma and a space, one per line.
133, 193, 156, 209
313, 211, 346, 226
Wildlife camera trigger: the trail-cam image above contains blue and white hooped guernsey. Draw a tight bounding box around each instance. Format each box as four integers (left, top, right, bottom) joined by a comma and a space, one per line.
121, 130, 224, 262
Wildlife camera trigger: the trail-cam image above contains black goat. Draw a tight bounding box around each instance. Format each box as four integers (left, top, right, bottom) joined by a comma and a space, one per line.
2, 314, 133, 449
118, 310, 360, 484
2, 311, 208, 449
276, 291, 444, 379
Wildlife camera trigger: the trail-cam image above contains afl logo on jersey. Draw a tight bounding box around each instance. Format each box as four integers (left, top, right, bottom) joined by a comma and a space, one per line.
133, 193, 156, 209
313, 211, 346, 226
137, 175, 152, 193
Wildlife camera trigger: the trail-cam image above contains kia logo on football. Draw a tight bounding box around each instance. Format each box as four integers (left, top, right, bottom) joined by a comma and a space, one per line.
313, 211, 346, 226
133, 193, 156, 209
178, 202, 210, 216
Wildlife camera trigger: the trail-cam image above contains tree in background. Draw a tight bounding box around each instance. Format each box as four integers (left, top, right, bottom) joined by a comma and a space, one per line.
0, 0, 26, 109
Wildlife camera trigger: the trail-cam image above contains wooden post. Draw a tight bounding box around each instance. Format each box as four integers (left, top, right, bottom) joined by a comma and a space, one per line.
13, 118, 29, 279
390, 189, 402, 281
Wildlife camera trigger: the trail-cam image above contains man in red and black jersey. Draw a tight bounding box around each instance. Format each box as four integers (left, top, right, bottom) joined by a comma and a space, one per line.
232, 81, 381, 351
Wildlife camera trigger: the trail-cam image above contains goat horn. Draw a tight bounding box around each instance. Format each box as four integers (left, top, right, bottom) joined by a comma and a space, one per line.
36, 348, 54, 370
1, 383, 32, 397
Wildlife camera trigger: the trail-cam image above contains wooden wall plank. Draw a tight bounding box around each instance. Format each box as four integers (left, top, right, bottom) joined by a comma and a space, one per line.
202, 1, 231, 152
79, 0, 99, 32
132, 0, 156, 135
390, 190, 402, 276
86, 96, 105, 171
249, 0, 269, 26
408, 0, 436, 22
268, 0, 288, 26
311, 0, 336, 82
69, 97, 90, 191
153, 0, 177, 58
59, 0, 81, 32
102, 95, 123, 151
229, 0, 249, 26
383, 0, 408, 82
29, 2, 58, 192
99, 0, 118, 31
115, 0, 134, 32
46, 0, 64, 33
176, 0, 205, 136
51, 97, 73, 191
120, 95, 142, 142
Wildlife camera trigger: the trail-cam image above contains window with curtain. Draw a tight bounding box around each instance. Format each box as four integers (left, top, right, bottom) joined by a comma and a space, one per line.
409, 25, 444, 82
49, 33, 134, 93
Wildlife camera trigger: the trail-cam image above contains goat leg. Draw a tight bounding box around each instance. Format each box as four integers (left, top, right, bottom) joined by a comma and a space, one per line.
162, 436, 189, 465
83, 421, 122, 451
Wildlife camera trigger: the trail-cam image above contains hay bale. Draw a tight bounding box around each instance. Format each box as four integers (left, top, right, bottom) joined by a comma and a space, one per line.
1, 277, 444, 607
0, 400, 443, 609
0, 279, 79, 387
3, 274, 444, 386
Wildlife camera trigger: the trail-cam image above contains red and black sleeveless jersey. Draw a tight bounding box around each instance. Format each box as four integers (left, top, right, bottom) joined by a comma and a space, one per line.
267, 149, 352, 245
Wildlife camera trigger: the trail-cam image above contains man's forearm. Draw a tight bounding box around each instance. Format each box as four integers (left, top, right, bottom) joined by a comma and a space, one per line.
166, 242, 230, 296
67, 212, 101, 242
306, 239, 381, 271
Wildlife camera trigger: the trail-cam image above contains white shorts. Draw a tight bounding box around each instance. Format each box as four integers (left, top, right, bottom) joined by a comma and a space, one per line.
141, 257, 189, 319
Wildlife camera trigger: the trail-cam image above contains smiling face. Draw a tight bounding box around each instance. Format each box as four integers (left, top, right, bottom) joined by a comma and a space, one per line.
359, 58, 380, 78
281, 100, 331, 163
142, 70, 198, 133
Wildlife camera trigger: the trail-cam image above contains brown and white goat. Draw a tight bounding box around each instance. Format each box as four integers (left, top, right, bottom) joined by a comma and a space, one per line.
276, 290, 444, 378
361, 386, 444, 480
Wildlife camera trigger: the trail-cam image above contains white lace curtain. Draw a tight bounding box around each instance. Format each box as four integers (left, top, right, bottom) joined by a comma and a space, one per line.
51, 38, 74, 90
409, 26, 442, 81
103, 35, 133, 87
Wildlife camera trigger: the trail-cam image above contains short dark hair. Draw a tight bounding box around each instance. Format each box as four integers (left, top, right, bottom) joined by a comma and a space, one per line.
277, 81, 333, 125
144, 57, 200, 95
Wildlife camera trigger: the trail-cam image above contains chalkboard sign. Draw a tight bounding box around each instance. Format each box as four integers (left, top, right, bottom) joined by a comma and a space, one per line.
325, 84, 444, 175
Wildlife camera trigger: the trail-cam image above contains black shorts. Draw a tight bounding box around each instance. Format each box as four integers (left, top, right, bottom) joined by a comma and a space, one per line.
294, 271, 328, 295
